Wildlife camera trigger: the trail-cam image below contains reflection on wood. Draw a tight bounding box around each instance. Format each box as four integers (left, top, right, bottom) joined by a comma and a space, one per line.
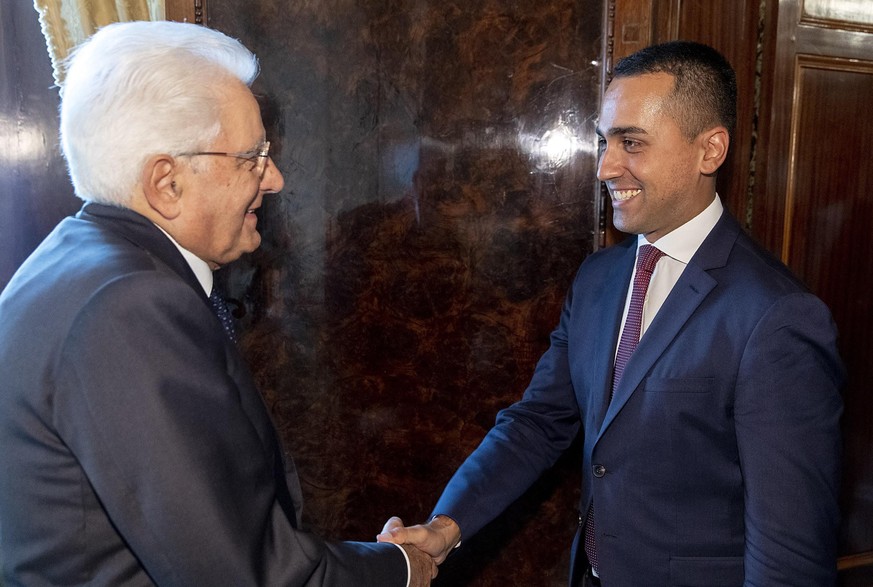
209, 0, 602, 584
803, 0, 873, 27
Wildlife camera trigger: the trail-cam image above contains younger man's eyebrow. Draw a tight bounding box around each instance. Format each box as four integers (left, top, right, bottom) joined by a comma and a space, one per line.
596, 125, 649, 137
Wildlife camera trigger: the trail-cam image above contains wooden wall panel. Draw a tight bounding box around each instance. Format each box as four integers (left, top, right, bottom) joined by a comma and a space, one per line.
164, 0, 207, 24
782, 55, 873, 572
0, 0, 78, 292
669, 0, 761, 228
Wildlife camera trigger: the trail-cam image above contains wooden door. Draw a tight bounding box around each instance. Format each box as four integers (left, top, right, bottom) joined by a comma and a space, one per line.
754, 0, 873, 580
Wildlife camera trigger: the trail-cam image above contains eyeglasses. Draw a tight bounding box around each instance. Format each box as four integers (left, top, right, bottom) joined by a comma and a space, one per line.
178, 141, 271, 179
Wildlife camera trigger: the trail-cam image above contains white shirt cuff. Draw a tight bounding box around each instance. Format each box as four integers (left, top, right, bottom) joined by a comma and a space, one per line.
391, 542, 411, 587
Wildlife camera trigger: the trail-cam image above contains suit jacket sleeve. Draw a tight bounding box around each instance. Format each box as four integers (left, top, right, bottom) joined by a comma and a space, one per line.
735, 292, 843, 585
53, 271, 407, 586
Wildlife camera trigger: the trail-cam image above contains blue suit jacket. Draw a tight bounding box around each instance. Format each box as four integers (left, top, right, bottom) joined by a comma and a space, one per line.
433, 211, 844, 586
0, 203, 407, 586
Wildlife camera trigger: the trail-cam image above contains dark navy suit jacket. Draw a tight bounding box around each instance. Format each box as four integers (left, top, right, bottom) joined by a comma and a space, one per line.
0, 203, 406, 586
433, 210, 844, 586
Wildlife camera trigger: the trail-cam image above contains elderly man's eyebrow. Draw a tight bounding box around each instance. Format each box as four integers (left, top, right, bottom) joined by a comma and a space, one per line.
596, 125, 650, 137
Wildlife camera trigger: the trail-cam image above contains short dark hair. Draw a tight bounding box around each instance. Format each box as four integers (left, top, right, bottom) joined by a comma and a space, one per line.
612, 40, 737, 140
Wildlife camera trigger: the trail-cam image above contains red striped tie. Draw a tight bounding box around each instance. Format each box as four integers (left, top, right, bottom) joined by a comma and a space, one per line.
611, 244, 665, 397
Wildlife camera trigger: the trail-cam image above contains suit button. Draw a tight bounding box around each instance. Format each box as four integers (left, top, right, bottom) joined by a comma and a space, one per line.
593, 464, 606, 477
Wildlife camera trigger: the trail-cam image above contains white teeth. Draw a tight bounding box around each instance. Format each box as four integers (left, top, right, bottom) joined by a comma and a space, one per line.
613, 189, 641, 201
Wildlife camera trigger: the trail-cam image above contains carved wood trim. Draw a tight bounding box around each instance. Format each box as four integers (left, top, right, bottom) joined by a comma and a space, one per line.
164, 0, 208, 25
603, 0, 616, 82
801, 15, 873, 34
597, 0, 616, 248
612, 0, 655, 61
801, 0, 873, 34
838, 550, 873, 571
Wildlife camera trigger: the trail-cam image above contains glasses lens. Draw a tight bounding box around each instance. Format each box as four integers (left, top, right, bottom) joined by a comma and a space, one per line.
257, 142, 270, 179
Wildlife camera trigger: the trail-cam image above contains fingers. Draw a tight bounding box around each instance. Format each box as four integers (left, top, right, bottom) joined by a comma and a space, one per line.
376, 516, 408, 544
377, 523, 435, 557
377, 517, 459, 565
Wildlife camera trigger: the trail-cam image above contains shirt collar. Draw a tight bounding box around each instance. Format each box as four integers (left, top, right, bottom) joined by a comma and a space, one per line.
638, 194, 724, 263
153, 224, 213, 296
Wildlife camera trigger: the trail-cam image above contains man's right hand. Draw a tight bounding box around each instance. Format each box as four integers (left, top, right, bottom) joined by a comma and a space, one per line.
378, 515, 462, 565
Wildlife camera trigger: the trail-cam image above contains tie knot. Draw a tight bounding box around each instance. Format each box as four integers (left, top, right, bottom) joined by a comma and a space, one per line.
637, 244, 664, 274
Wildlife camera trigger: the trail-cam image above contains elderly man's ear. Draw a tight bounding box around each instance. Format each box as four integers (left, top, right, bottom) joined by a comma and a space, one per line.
141, 154, 182, 220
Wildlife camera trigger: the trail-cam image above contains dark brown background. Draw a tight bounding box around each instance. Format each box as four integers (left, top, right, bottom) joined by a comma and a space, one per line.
2, 0, 871, 584
209, 2, 601, 585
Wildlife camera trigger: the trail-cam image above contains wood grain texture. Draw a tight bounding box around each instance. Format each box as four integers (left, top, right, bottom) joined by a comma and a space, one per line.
210, 1, 603, 584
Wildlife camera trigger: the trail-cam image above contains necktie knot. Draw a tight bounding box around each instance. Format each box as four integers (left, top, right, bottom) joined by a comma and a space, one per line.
637, 244, 665, 275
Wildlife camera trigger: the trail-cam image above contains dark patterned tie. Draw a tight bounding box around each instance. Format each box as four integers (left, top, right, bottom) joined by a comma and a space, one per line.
209, 286, 237, 344
584, 244, 664, 574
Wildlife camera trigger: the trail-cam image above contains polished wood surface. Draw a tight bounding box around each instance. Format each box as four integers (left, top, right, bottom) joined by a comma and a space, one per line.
804, 0, 873, 27
164, 0, 207, 25
781, 55, 873, 562
0, 0, 77, 291
208, 1, 602, 584
664, 0, 761, 229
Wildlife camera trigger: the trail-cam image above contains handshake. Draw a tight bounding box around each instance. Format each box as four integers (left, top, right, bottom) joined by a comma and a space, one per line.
376, 515, 463, 587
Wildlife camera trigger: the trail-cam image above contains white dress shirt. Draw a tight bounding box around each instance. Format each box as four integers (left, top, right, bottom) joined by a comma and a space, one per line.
616, 195, 724, 350
153, 224, 213, 296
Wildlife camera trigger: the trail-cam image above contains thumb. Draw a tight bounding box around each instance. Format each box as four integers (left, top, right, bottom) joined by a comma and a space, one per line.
376, 516, 407, 543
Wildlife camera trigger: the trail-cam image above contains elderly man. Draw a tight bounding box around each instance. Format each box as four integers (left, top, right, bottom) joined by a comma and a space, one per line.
0, 21, 433, 586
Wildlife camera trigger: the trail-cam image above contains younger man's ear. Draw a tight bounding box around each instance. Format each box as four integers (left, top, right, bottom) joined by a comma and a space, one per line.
700, 126, 729, 175
141, 154, 181, 220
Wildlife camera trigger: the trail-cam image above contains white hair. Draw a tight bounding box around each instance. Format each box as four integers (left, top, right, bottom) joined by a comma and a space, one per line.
60, 21, 260, 205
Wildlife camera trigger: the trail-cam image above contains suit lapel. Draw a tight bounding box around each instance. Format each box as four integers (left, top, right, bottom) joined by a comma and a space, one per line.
591, 241, 637, 425
77, 202, 207, 303
78, 203, 304, 518
597, 212, 739, 437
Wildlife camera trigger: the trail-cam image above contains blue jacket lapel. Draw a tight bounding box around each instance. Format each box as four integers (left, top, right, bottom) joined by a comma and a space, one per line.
591, 241, 636, 425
